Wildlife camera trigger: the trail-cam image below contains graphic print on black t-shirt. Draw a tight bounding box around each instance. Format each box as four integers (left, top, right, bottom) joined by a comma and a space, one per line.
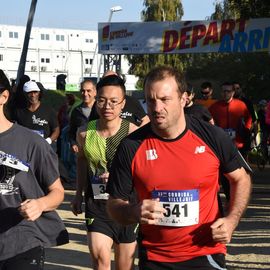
0, 151, 29, 195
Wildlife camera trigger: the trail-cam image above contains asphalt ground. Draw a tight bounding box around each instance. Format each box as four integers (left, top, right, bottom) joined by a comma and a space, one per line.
44, 163, 270, 270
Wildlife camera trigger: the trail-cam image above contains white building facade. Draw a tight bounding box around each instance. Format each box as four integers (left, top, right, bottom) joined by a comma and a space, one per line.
0, 24, 136, 90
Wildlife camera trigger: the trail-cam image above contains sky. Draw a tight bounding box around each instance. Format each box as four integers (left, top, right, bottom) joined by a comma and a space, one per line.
0, 0, 216, 30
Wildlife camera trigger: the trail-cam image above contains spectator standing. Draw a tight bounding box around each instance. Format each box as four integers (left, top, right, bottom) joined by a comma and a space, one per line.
264, 100, 270, 126
71, 75, 138, 270
57, 93, 76, 155
69, 79, 97, 153
13, 81, 59, 146
184, 84, 214, 124
0, 70, 69, 270
196, 81, 217, 109
259, 100, 270, 154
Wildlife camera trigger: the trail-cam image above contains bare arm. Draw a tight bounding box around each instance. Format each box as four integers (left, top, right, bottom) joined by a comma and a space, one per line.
48, 126, 60, 142
19, 178, 64, 221
211, 167, 252, 243
107, 197, 165, 226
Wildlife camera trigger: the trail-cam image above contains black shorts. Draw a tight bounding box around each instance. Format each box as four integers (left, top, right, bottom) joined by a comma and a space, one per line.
139, 253, 226, 270
86, 217, 138, 244
0, 246, 44, 270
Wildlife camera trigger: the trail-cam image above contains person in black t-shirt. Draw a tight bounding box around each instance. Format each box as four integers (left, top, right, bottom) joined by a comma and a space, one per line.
184, 84, 214, 124
13, 81, 59, 145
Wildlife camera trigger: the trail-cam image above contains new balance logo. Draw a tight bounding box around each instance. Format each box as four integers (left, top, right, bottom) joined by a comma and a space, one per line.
194, 146, 205, 154
146, 149, 158, 160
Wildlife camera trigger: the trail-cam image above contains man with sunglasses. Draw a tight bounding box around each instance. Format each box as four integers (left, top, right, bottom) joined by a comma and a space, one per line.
196, 81, 217, 109
184, 84, 214, 124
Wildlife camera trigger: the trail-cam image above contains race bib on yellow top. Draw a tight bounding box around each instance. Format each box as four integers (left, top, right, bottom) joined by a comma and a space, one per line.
91, 175, 109, 200
152, 189, 199, 227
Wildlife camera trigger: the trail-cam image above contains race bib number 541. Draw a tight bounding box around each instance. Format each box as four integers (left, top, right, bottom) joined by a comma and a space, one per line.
152, 189, 199, 227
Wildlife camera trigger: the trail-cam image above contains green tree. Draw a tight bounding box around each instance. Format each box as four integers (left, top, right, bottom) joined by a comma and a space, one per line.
127, 0, 184, 88
185, 0, 270, 100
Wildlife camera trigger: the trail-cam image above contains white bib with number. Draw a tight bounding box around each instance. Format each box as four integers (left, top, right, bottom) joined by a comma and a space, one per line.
91, 176, 109, 200
152, 189, 199, 227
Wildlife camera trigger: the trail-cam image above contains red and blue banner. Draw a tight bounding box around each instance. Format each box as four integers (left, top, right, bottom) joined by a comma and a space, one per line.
98, 19, 270, 54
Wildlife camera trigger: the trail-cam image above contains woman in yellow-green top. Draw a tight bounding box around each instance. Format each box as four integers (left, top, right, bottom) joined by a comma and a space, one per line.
71, 74, 138, 270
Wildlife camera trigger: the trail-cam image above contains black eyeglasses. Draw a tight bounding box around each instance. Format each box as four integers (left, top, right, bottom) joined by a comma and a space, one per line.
96, 98, 124, 109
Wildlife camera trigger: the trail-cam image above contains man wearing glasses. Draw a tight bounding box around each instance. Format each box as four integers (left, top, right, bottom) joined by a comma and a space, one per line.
209, 82, 252, 202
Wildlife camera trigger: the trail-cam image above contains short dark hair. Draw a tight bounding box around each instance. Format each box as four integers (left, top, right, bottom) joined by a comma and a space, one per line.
143, 66, 187, 95
201, 81, 212, 89
96, 74, 126, 95
0, 69, 11, 94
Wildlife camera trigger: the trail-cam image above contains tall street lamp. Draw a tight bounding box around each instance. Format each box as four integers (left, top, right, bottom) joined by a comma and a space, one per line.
97, 5, 123, 80
108, 5, 123, 22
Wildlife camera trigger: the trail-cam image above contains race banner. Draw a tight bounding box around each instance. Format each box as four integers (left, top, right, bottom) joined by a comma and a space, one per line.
98, 18, 270, 54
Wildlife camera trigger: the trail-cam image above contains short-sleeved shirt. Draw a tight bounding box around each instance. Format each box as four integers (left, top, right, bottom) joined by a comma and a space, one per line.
107, 115, 251, 263
184, 103, 213, 122
209, 99, 252, 148
13, 103, 58, 139
0, 123, 69, 260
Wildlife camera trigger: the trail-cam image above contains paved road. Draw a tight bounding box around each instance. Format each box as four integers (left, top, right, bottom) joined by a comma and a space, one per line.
45, 165, 270, 270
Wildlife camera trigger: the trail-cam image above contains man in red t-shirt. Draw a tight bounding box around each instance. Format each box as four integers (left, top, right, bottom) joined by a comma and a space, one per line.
209, 82, 252, 155
209, 82, 252, 202
107, 67, 251, 270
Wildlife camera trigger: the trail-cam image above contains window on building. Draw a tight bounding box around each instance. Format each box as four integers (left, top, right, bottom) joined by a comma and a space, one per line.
0, 31, 2, 38
85, 38, 94, 43
0, 54, 3, 61
56, 34, 65, 41
41, 34, 50, 40
9, 31, 19, 38
85, 58, 93, 65
41, 57, 50, 63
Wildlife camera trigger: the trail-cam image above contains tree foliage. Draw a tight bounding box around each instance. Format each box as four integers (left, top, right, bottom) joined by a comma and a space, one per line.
186, 0, 270, 100
126, 0, 184, 88
127, 0, 270, 100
